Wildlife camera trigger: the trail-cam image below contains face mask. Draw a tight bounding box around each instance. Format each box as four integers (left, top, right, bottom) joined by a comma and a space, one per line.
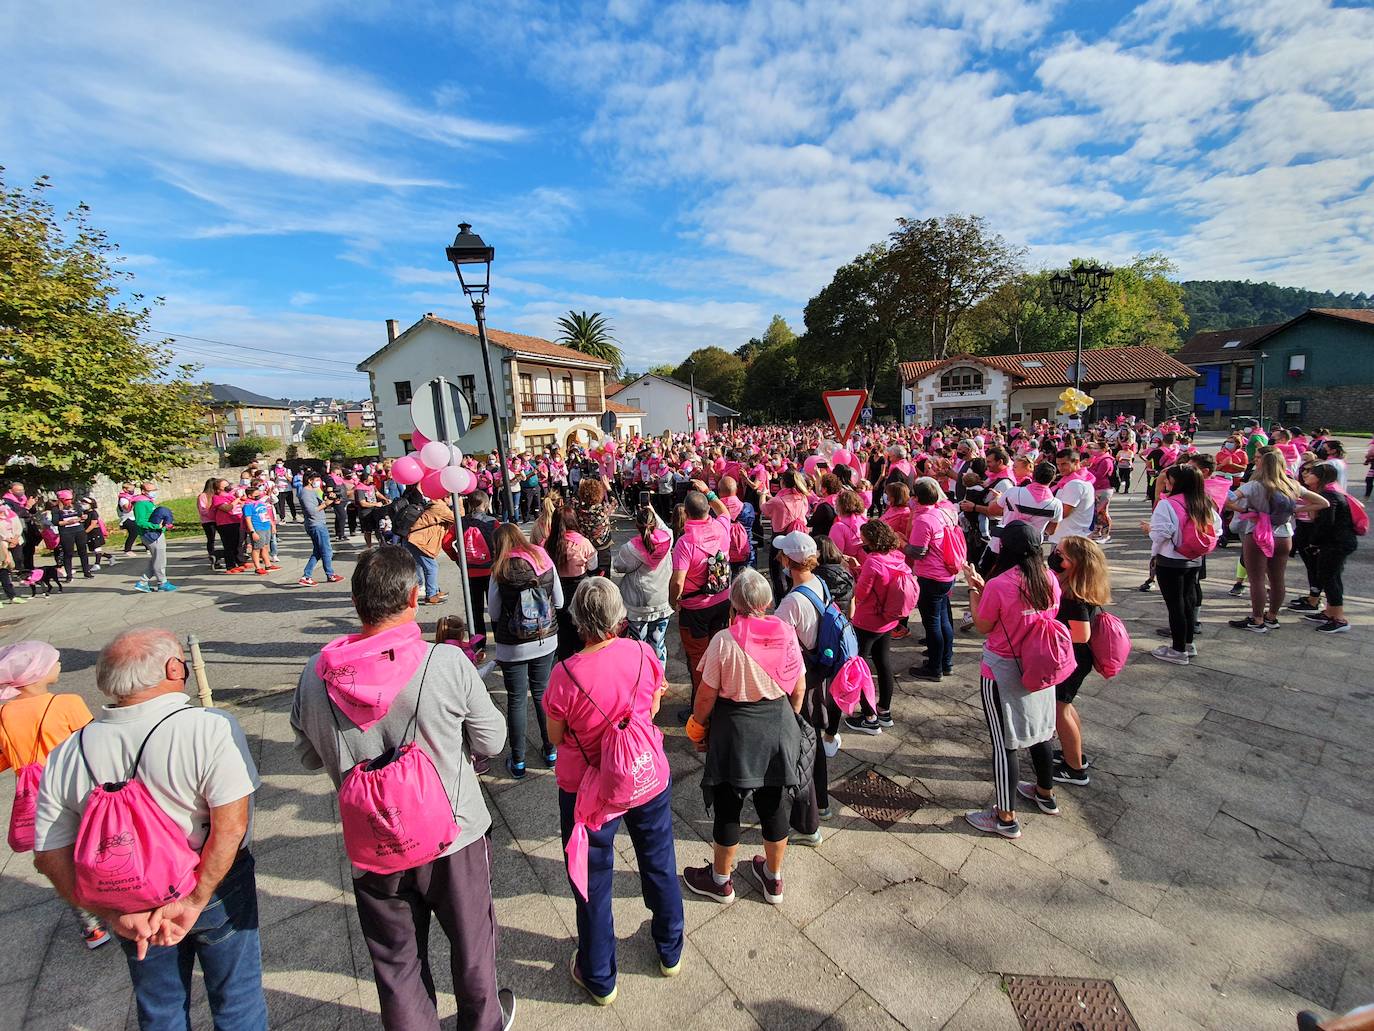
147, 491, 158, 500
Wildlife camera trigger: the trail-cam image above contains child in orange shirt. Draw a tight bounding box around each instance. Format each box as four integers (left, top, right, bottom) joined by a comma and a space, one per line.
0, 641, 109, 949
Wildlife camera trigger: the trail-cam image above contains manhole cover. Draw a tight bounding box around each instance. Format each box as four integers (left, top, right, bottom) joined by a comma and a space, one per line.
829, 768, 925, 829
1003, 975, 1139, 1031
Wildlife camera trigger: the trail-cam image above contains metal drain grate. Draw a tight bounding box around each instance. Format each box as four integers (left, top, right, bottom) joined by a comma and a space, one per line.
1003, 975, 1140, 1031
829, 768, 926, 829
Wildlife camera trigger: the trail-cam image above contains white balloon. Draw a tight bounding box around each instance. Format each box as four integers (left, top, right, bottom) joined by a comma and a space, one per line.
439, 466, 468, 493
448, 444, 463, 467
419, 441, 452, 469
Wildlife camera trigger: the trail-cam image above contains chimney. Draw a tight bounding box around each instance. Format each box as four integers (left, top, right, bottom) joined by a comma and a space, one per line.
385, 319, 399, 342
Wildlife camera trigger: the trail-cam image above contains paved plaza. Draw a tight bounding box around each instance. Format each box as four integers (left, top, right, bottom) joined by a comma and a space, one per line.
1, 450, 1372, 1030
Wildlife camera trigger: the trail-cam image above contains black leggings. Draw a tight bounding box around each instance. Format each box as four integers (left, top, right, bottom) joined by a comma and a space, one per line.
1157, 564, 1200, 652
711, 785, 790, 847
122, 525, 138, 552
856, 627, 895, 716
216, 523, 241, 568
59, 526, 90, 578
276, 491, 298, 521
1311, 549, 1350, 607
979, 674, 1053, 815
0, 568, 14, 601
201, 522, 217, 560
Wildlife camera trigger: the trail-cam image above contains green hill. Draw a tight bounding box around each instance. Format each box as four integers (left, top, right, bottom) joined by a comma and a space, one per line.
1181, 280, 1372, 336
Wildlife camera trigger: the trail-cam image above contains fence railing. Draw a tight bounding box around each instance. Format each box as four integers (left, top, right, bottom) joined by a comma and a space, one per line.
519, 393, 601, 415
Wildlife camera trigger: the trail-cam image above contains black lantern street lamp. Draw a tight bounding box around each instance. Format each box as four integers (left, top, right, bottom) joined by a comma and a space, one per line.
447, 222, 516, 521
1048, 264, 1114, 398
1257, 351, 1269, 427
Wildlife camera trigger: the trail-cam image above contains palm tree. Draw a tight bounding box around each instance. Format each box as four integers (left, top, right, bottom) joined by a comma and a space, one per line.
555, 311, 623, 374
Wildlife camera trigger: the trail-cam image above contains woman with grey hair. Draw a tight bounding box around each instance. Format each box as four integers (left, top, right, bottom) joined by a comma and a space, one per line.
543, 577, 682, 1006
682, 568, 806, 906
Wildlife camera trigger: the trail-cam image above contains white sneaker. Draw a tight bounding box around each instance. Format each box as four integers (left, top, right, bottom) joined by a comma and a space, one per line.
822, 734, 841, 758
1152, 645, 1189, 665
1185, 643, 1197, 657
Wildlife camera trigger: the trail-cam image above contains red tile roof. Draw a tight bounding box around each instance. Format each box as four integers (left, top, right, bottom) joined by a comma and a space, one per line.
605, 381, 626, 396
1311, 308, 1374, 326
899, 346, 1197, 388
606, 399, 644, 415
425, 316, 611, 367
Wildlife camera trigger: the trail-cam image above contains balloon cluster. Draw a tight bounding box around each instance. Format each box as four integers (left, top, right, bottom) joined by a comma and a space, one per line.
1057, 387, 1094, 416
390, 430, 475, 500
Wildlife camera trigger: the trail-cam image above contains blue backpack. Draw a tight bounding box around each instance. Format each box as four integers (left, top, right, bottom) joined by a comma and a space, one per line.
793, 581, 858, 675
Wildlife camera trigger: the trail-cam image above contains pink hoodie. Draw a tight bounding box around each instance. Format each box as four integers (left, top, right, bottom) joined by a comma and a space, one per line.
631, 525, 672, 568
852, 550, 916, 634
315, 621, 429, 730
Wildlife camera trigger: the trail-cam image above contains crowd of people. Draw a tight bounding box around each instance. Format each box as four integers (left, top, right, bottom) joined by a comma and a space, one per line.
0, 412, 1368, 1030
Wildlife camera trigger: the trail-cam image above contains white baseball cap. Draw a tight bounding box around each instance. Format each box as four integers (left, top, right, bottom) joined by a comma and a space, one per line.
772, 530, 817, 561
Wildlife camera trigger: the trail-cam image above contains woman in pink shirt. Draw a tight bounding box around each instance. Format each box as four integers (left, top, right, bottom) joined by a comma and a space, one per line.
905, 479, 958, 682
549, 506, 598, 661
962, 521, 1062, 839
210, 479, 246, 573
544, 578, 680, 1003
827, 490, 866, 571
846, 520, 917, 735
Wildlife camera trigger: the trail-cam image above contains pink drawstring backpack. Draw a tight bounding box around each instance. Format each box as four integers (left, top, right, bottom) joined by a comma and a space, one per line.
330, 653, 460, 876
828, 656, 876, 715
1001, 610, 1076, 692
1164, 497, 1219, 559
560, 646, 669, 900
73, 709, 201, 912
1089, 610, 1132, 679
2, 698, 54, 852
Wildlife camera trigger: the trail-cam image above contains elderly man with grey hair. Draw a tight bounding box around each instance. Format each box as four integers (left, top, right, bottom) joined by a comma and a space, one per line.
33, 627, 265, 1030
543, 576, 680, 1006
292, 544, 512, 1031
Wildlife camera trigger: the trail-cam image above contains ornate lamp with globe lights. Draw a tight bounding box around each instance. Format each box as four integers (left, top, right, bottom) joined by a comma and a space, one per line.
1048, 263, 1114, 401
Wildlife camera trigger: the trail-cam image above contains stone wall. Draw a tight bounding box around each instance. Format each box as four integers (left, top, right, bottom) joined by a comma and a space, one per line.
1259, 385, 1374, 431
86, 456, 242, 514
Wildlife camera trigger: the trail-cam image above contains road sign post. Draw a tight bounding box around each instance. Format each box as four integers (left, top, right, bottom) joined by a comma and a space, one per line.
821, 389, 869, 444
411, 377, 473, 629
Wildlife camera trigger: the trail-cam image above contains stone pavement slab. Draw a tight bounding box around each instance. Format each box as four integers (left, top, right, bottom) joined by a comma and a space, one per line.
2, 439, 1372, 1029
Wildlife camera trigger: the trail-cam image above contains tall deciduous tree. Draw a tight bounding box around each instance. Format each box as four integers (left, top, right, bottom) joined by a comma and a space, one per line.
673, 346, 746, 409
303, 422, 372, 458
555, 310, 624, 375
887, 214, 1023, 361
0, 173, 207, 483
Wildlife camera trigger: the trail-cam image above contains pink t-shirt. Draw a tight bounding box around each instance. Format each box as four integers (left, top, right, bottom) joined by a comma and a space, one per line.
553, 531, 597, 578
543, 639, 666, 794
907, 506, 956, 583
762, 490, 808, 534
979, 567, 1061, 658
672, 514, 732, 609
829, 513, 865, 564
1088, 453, 1115, 489
211, 491, 239, 526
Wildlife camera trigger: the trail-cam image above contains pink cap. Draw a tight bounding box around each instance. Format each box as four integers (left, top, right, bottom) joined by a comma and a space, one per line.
56, 489, 74, 501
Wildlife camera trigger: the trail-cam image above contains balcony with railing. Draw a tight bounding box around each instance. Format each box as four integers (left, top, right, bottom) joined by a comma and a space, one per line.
519, 392, 603, 415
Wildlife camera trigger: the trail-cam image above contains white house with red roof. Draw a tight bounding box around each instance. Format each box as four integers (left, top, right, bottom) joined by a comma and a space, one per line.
898, 345, 1197, 428
357, 314, 644, 457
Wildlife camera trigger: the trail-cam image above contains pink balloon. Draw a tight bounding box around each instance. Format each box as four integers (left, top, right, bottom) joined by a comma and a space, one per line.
439, 466, 468, 493
419, 441, 452, 469
420, 469, 448, 500
831, 448, 851, 468
602, 438, 617, 454
411, 430, 431, 450
803, 455, 823, 476
391, 455, 424, 485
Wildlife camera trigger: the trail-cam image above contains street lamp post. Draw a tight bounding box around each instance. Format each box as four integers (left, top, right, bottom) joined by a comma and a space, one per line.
1048, 264, 1114, 399
446, 223, 517, 521
1257, 351, 1269, 427
682, 358, 698, 436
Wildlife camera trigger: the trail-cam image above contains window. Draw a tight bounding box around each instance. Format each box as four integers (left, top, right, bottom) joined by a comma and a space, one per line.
1019, 360, 1043, 368
562, 375, 575, 412
1223, 340, 1242, 349
255, 423, 268, 436
458, 374, 477, 409
1234, 365, 1255, 392
1288, 354, 1306, 373
271, 424, 282, 437
525, 432, 556, 450
519, 373, 534, 409
624, 396, 641, 410
394, 381, 412, 404
939, 367, 985, 393
1282, 398, 1305, 420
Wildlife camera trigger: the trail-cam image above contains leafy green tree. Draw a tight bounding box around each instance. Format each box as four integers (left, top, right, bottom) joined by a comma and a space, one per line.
673, 346, 746, 409
646, 363, 678, 378
1180, 279, 1371, 336
887, 214, 1024, 361
740, 336, 819, 423
555, 310, 624, 375
0, 173, 208, 483
225, 434, 276, 466
303, 422, 371, 458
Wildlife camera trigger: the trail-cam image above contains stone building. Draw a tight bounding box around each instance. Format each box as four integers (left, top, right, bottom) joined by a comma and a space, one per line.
1180, 308, 1374, 429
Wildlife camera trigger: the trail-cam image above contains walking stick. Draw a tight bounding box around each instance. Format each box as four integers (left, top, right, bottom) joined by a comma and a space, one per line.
187, 634, 214, 708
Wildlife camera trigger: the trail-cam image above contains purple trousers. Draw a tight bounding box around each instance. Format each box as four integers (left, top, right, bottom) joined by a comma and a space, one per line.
352, 836, 503, 1031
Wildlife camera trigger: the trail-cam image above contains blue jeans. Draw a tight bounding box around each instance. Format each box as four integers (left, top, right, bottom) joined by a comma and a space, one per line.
917, 576, 955, 672
119, 853, 267, 1031
558, 784, 683, 996
627, 617, 669, 664
303, 522, 334, 579
405, 542, 439, 598
500, 650, 554, 764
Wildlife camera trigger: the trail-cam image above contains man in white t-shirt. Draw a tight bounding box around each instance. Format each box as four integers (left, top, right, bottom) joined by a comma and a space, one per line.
34, 628, 265, 1028
1049, 449, 1096, 548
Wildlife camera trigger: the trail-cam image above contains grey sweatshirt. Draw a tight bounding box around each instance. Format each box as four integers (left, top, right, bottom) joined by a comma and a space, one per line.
291, 642, 506, 872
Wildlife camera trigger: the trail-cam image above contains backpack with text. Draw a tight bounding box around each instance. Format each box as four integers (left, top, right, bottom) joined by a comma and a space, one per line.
794, 581, 858, 675
1, 699, 54, 853
1000, 609, 1076, 692
329, 652, 461, 876
463, 517, 497, 572
1164, 496, 1218, 560
1089, 610, 1131, 679
72, 709, 201, 912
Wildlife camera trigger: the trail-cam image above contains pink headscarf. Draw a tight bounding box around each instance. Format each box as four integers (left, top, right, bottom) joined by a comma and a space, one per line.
0, 641, 61, 700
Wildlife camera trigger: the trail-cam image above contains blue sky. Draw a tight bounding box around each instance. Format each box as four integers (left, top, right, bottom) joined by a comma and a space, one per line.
6, 0, 1374, 397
